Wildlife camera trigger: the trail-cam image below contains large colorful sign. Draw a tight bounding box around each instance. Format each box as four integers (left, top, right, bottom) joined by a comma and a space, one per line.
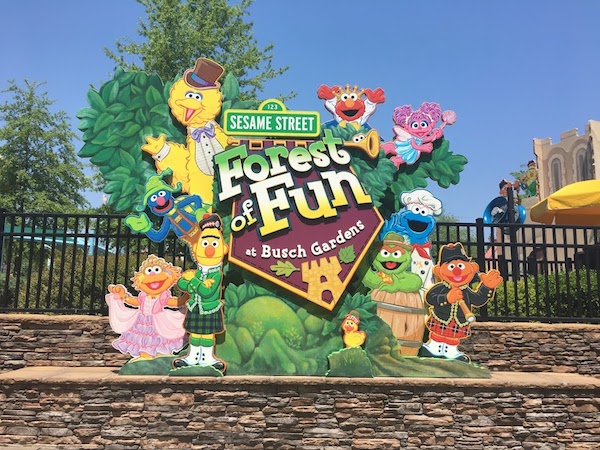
79, 57, 490, 379
215, 125, 383, 310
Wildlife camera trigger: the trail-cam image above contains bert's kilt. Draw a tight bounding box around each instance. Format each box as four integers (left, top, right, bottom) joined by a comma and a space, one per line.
184, 303, 224, 335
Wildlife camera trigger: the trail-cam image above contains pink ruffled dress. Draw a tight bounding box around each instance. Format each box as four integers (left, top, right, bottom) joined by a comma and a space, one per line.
106, 290, 185, 358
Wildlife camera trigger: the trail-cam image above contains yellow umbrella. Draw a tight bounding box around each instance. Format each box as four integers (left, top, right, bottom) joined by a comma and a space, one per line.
530, 180, 600, 225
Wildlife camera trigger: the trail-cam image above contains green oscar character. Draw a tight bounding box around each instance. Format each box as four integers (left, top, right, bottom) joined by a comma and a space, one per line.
362, 233, 425, 356
362, 233, 422, 293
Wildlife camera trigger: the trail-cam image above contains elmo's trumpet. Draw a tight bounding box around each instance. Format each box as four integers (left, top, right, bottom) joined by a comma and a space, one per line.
343, 130, 380, 159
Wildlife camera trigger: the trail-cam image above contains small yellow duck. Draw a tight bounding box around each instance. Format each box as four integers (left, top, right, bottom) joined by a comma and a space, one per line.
341, 310, 367, 348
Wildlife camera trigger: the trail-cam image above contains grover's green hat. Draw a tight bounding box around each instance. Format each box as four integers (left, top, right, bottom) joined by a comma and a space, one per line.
135, 168, 182, 212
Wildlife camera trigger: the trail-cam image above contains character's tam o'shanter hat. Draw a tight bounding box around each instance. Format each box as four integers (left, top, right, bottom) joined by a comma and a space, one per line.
344, 310, 361, 324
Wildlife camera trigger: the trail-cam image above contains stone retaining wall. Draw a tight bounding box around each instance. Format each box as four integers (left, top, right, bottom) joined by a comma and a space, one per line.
461, 322, 600, 376
0, 368, 598, 450
0, 314, 599, 375
0, 315, 128, 372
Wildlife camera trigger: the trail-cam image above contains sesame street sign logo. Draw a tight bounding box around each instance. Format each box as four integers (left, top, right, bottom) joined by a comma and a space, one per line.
224, 99, 320, 138
215, 107, 382, 310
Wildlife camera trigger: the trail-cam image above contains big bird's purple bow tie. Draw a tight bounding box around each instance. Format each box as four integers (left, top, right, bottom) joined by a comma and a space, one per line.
191, 123, 216, 141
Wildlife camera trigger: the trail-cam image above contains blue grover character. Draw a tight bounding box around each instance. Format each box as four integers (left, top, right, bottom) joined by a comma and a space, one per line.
380, 189, 443, 293
125, 168, 206, 246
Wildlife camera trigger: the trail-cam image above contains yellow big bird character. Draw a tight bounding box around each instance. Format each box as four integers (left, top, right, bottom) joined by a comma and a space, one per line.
142, 57, 229, 208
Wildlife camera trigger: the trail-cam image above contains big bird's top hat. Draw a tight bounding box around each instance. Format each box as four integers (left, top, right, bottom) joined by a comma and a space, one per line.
184, 57, 225, 89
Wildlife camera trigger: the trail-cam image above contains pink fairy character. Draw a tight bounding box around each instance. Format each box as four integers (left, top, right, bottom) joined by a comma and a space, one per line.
382, 103, 456, 168
106, 255, 186, 359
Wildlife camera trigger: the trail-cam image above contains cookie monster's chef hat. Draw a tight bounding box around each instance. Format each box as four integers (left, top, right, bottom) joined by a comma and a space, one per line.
185, 57, 225, 89
401, 189, 443, 216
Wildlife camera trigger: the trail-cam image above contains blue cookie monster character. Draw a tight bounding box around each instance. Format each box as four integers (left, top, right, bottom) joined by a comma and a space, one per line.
380, 189, 443, 246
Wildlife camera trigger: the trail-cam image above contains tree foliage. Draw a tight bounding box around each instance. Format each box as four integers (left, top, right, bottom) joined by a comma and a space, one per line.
0, 80, 92, 213
77, 69, 180, 212
325, 124, 468, 219
105, 0, 290, 100
78, 67, 255, 212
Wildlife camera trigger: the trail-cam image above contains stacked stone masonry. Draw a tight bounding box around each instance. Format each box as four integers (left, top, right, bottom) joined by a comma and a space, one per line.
0, 315, 598, 376
0, 368, 598, 450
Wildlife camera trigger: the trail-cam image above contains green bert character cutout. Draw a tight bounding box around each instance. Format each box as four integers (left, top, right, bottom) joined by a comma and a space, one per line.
173, 213, 228, 372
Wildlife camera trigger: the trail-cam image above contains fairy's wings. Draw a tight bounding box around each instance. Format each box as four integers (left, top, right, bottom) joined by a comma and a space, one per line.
392, 126, 412, 142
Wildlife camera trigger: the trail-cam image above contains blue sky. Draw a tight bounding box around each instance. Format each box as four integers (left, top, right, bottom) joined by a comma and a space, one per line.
1, 0, 600, 221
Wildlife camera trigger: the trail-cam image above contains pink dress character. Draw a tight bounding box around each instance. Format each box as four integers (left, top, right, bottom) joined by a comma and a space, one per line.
382, 102, 456, 167
106, 255, 187, 359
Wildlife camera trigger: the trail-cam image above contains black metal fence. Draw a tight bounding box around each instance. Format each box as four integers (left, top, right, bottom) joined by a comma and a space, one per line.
1, 210, 599, 322
432, 220, 600, 323
0, 211, 197, 315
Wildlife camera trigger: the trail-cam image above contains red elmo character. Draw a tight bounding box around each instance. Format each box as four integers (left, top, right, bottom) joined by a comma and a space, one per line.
317, 84, 385, 130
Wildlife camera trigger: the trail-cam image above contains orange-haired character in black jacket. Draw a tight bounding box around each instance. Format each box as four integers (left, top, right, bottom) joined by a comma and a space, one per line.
420, 243, 502, 362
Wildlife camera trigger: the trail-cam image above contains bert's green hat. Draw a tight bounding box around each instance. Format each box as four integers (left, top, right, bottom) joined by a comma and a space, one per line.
135, 168, 182, 212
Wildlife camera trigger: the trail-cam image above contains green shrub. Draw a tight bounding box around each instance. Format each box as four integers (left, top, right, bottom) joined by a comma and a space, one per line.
493, 269, 599, 319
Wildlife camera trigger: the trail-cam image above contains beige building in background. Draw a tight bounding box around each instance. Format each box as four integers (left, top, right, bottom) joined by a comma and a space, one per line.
527, 121, 598, 267
533, 120, 598, 200
490, 121, 599, 276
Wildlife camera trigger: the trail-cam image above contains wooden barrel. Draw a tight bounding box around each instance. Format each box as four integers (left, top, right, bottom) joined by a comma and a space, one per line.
370, 289, 427, 356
